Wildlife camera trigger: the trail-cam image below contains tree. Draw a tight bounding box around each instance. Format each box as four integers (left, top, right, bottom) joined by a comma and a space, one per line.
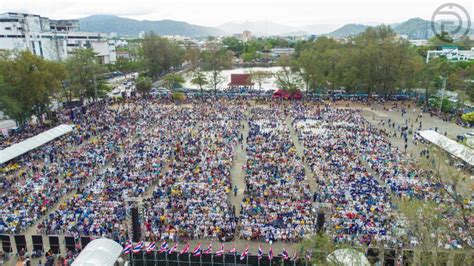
222, 37, 244, 56
111, 57, 143, 73
135, 75, 153, 96
273, 55, 302, 95
161, 73, 185, 91
249, 70, 271, 91
184, 45, 201, 71
65, 48, 106, 101
0, 51, 66, 126
141, 32, 184, 79
395, 198, 447, 264
190, 71, 208, 95
200, 45, 233, 94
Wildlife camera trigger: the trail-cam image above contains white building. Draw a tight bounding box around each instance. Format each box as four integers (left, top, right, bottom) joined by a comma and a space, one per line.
270, 47, 294, 57
0, 12, 116, 64
426, 46, 474, 63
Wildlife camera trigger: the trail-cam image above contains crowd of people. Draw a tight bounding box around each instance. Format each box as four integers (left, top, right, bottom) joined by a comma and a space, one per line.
292, 104, 471, 248
239, 107, 316, 242
141, 102, 243, 242
0, 97, 471, 253
36, 101, 171, 242
293, 107, 399, 246
0, 100, 149, 234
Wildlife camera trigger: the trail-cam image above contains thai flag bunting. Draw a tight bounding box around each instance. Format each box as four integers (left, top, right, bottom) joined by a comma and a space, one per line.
215, 244, 225, 257
240, 246, 249, 261
282, 248, 289, 260
158, 241, 169, 253
168, 243, 178, 254
145, 242, 156, 253
203, 242, 213, 254
268, 246, 273, 261
132, 241, 144, 254
180, 243, 190, 254
192, 242, 202, 257
291, 251, 298, 261
257, 245, 263, 260
123, 241, 132, 255
229, 245, 236, 254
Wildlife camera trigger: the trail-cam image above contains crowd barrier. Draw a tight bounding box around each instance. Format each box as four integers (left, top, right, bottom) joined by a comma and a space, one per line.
0, 234, 91, 255
0, 235, 471, 265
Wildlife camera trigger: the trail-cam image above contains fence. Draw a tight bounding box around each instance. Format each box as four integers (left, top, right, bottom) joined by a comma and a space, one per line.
128, 252, 305, 266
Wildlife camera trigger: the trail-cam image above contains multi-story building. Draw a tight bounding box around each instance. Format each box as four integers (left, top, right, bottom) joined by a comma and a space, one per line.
426, 46, 474, 63
0, 12, 116, 64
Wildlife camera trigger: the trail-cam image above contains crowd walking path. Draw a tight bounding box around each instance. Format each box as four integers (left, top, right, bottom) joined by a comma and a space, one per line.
285, 116, 318, 192
229, 108, 250, 215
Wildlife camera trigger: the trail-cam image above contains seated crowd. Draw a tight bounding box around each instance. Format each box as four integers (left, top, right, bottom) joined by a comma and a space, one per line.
141, 103, 243, 242
292, 104, 471, 248
239, 107, 315, 242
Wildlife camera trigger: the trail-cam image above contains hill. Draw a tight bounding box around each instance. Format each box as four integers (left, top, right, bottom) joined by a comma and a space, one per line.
78, 15, 225, 37
326, 24, 369, 37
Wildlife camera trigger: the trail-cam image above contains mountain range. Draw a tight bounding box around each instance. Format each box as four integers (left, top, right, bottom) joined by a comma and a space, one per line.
79, 15, 225, 37
77, 15, 472, 39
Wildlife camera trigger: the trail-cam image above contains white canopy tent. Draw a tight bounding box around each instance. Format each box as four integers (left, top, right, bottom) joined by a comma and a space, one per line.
72, 238, 123, 266
327, 248, 370, 266
418, 130, 474, 166
0, 124, 74, 165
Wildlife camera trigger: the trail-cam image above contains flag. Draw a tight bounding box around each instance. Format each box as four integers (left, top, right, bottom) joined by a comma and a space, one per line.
132, 241, 144, 254
192, 242, 202, 257
229, 245, 236, 254
145, 242, 156, 253
215, 244, 225, 257
203, 242, 213, 254
282, 248, 289, 260
123, 241, 132, 255
290, 251, 298, 261
158, 241, 169, 253
268, 246, 273, 261
168, 243, 178, 254
240, 246, 249, 261
180, 243, 190, 254
257, 245, 263, 260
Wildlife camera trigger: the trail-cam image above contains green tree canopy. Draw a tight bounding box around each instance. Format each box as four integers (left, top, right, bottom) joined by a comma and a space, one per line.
135, 75, 153, 96
161, 73, 185, 91
65, 48, 107, 101
141, 32, 184, 79
0, 51, 66, 126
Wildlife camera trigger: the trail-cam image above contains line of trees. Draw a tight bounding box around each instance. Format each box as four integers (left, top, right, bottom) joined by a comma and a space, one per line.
0, 48, 111, 128
292, 26, 474, 103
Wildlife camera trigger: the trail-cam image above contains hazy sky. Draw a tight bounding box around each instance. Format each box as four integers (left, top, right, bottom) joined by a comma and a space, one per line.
0, 0, 472, 27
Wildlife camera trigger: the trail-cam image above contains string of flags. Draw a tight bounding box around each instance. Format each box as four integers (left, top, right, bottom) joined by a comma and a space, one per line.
124, 241, 309, 261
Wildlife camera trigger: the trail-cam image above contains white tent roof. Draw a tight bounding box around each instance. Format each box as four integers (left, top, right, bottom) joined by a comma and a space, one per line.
418, 130, 474, 166
72, 238, 122, 266
327, 248, 370, 266
0, 124, 74, 165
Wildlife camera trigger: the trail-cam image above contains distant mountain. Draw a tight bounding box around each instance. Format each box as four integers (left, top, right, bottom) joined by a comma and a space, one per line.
326, 24, 369, 37
78, 15, 225, 37
394, 17, 472, 39
393, 18, 433, 39
217, 21, 296, 36
301, 24, 340, 35
217, 21, 338, 36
